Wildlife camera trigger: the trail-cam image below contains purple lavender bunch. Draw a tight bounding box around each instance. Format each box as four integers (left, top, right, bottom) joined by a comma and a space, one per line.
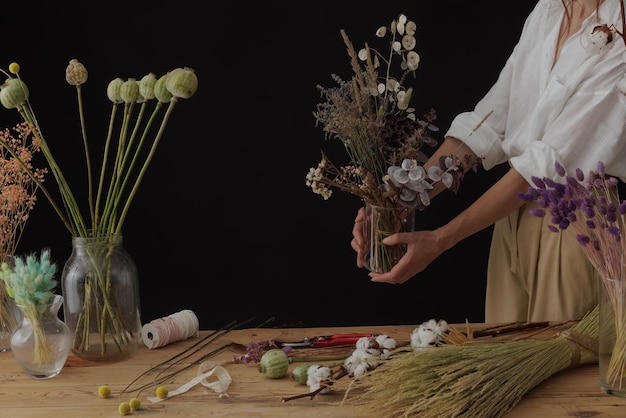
518, 161, 626, 277
233, 339, 294, 364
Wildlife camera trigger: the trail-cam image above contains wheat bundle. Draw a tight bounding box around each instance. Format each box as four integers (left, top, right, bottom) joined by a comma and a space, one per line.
342, 306, 599, 418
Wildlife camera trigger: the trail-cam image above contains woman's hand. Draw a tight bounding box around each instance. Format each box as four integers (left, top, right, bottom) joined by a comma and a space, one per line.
351, 206, 443, 284
367, 230, 443, 284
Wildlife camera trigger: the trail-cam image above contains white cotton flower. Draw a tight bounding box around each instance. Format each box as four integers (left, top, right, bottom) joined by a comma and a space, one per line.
355, 336, 373, 350
433, 319, 449, 335
375, 334, 390, 346
375, 334, 398, 356
306, 365, 332, 394
352, 362, 369, 377
410, 319, 449, 350
343, 353, 360, 375
586, 24, 614, 54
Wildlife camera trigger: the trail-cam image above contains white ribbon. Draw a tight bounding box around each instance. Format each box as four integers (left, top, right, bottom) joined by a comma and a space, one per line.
147, 361, 232, 403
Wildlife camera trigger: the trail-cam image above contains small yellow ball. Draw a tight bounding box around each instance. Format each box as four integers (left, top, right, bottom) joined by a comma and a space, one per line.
8, 62, 19, 74
98, 385, 111, 398
128, 397, 141, 410
117, 402, 131, 415
155, 385, 169, 399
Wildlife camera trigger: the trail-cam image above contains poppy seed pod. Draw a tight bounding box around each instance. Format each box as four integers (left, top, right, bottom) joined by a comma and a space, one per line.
107, 78, 124, 104
139, 73, 157, 101
120, 78, 139, 104
65, 59, 88, 86
154, 74, 173, 103
0, 78, 29, 109
165, 67, 198, 99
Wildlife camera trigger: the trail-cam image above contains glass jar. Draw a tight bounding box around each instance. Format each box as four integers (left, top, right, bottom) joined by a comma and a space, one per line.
362, 203, 415, 273
61, 234, 141, 361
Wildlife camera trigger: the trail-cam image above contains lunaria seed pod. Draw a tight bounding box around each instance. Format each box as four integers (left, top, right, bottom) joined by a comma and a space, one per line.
107, 77, 124, 104
65, 59, 88, 86
165, 67, 198, 99
120, 78, 139, 104
0, 78, 29, 109
154, 74, 173, 103
139, 73, 157, 101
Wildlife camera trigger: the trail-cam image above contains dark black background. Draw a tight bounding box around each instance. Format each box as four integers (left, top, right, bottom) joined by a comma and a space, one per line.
0, 1, 538, 329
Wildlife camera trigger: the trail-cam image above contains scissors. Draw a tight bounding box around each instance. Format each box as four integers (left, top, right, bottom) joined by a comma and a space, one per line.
278, 333, 375, 348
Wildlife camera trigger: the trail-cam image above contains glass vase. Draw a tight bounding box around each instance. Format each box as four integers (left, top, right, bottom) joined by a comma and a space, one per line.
599, 277, 626, 397
0, 255, 21, 351
11, 295, 72, 379
61, 234, 141, 361
0, 292, 21, 352
362, 203, 415, 274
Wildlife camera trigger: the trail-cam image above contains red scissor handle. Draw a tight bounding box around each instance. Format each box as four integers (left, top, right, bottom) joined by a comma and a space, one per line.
311, 333, 374, 348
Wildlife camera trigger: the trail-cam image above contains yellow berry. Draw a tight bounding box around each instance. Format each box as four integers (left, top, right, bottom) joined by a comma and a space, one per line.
118, 402, 131, 415
8, 62, 19, 74
98, 385, 111, 398
155, 385, 169, 399
128, 397, 141, 410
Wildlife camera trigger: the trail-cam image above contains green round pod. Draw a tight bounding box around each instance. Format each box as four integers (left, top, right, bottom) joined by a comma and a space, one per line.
154, 74, 173, 103
291, 364, 312, 385
120, 78, 139, 104
139, 73, 157, 101
107, 78, 124, 104
258, 349, 289, 379
0, 78, 29, 109
165, 67, 198, 99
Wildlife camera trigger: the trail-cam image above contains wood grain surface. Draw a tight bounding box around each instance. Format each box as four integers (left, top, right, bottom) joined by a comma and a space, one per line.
1, 323, 625, 417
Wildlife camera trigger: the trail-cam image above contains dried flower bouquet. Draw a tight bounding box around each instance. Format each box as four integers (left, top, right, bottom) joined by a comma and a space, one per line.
305, 13, 481, 272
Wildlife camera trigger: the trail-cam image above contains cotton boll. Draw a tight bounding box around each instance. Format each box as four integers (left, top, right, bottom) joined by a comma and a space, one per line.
307, 365, 332, 394
352, 362, 370, 378
343, 354, 360, 376
355, 336, 372, 350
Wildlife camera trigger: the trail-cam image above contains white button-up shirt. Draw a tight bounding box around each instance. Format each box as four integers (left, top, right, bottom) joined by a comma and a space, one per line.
446, 0, 626, 183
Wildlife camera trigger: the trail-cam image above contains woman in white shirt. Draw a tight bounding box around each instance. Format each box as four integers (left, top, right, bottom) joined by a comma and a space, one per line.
351, 0, 626, 322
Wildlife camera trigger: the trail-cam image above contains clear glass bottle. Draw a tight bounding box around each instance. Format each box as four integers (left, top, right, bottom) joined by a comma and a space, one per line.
11, 295, 72, 379
0, 294, 22, 352
61, 234, 141, 361
0, 255, 22, 351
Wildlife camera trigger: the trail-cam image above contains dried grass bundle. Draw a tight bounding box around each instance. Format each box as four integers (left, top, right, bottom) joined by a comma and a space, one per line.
342, 306, 599, 418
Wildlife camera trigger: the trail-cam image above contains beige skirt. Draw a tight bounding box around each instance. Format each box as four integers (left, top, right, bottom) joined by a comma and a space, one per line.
485, 203, 599, 323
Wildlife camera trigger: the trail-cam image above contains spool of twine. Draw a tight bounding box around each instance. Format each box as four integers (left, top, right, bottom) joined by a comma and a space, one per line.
141, 309, 200, 349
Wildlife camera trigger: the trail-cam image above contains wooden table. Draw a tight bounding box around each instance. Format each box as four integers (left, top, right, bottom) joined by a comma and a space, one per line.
1, 323, 626, 417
